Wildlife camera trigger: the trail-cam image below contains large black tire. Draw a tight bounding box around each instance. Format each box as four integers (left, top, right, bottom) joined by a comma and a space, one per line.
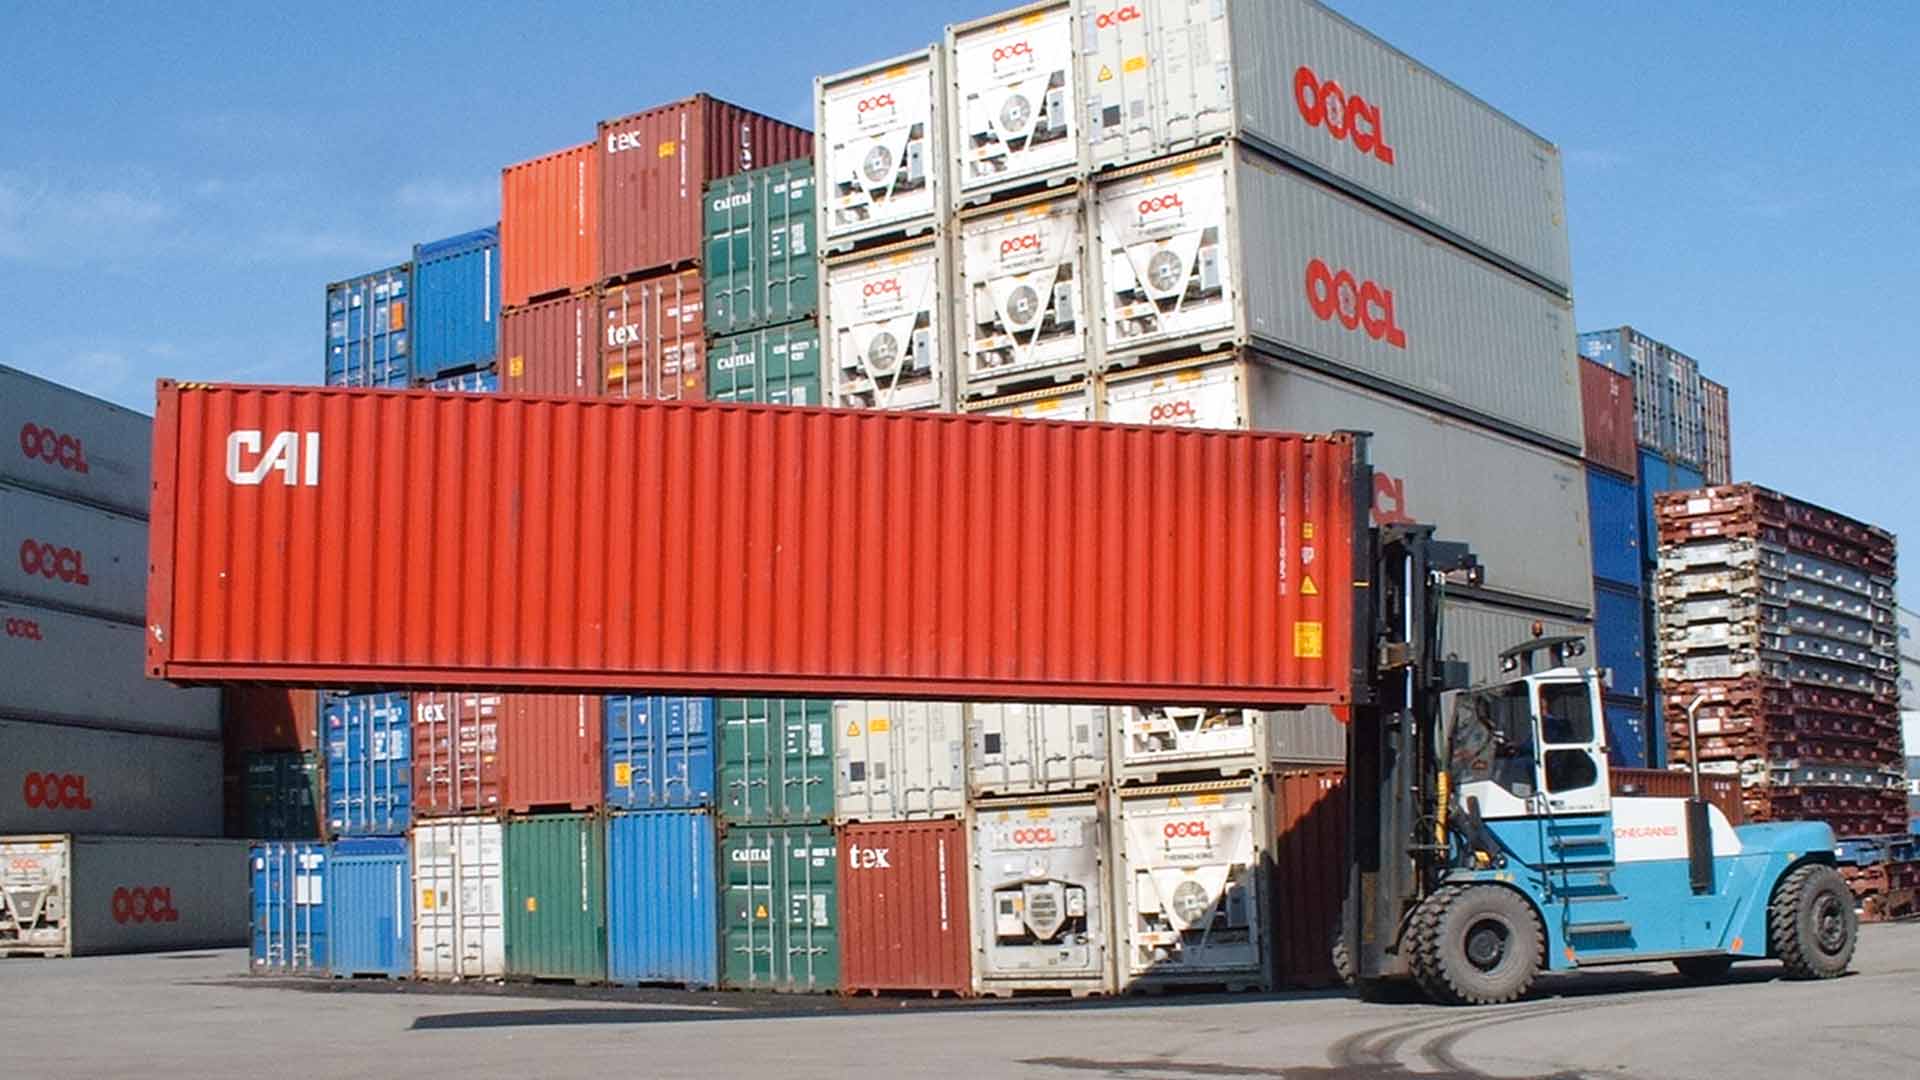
1769, 863, 1856, 980
1673, 956, 1735, 983
1408, 884, 1543, 1005
1331, 893, 1355, 987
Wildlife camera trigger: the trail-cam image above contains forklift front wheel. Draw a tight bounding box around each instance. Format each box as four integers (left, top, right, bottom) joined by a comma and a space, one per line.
1769, 863, 1857, 980
1410, 884, 1544, 1005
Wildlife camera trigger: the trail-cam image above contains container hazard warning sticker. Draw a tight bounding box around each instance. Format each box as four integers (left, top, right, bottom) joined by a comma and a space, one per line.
525, 897, 537, 912
420, 890, 436, 911
613, 762, 632, 788
1294, 621, 1324, 659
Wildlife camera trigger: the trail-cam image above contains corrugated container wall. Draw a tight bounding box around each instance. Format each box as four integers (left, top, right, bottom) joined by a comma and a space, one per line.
601, 269, 706, 401
412, 226, 500, 382
606, 808, 718, 987
1702, 377, 1731, 485
720, 698, 834, 825
703, 159, 818, 335
500, 291, 597, 395
0, 484, 148, 625
1080, 0, 1571, 295
1094, 148, 1582, 451
706, 324, 823, 407
0, 364, 152, 518
148, 386, 1362, 708
835, 700, 966, 821
0, 835, 247, 957
0, 719, 221, 837
604, 694, 714, 810
225, 687, 320, 755
1638, 449, 1705, 563
1579, 359, 1637, 479
325, 691, 412, 837
250, 841, 327, 975
1579, 327, 1706, 469
1587, 466, 1641, 587
1604, 697, 1649, 770
3, 600, 220, 738
1592, 580, 1648, 701
840, 819, 971, 995
1267, 769, 1347, 987
968, 703, 1108, 797
503, 694, 602, 813
412, 691, 504, 818
503, 813, 606, 982
325, 265, 411, 388
722, 824, 840, 991
412, 817, 504, 979
599, 95, 812, 284
326, 837, 411, 978
501, 142, 598, 308
817, 47, 947, 250
412, 692, 601, 817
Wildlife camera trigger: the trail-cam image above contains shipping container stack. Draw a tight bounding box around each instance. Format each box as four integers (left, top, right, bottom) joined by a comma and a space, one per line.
1578, 359, 1654, 766
1654, 485, 1915, 916
1901, 605, 1918, 835
0, 365, 246, 959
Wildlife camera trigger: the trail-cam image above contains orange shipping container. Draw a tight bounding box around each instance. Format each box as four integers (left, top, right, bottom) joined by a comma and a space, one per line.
413, 691, 601, 818
1579, 358, 1637, 479
839, 819, 971, 995
501, 292, 598, 397
600, 269, 706, 401
147, 384, 1360, 706
502, 141, 599, 308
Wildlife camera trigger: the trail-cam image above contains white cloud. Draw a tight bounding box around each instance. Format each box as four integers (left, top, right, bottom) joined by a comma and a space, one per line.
251, 226, 403, 268
396, 178, 497, 220
0, 170, 177, 263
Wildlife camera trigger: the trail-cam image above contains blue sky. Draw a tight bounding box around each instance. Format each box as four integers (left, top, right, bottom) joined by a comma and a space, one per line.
2, 2, 1914, 599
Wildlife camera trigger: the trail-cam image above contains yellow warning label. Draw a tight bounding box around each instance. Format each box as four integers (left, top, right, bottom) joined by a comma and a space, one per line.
508, 356, 524, 378
1196, 793, 1224, 806
1098, 64, 1114, 82
1294, 621, 1325, 659
1123, 55, 1148, 73
1303, 522, 1316, 540
1301, 575, 1319, 597
525, 897, 538, 913
755, 903, 769, 919
1165, 797, 1183, 808
846, 721, 861, 737
657, 140, 677, 158
1171, 163, 1197, 178
613, 762, 632, 788
420, 890, 435, 911
1025, 807, 1051, 820
869, 716, 891, 733
606, 362, 627, 380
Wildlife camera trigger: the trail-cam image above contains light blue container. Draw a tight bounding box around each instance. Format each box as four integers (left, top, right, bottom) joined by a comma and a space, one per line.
324, 692, 412, 837
325, 264, 411, 387
1586, 465, 1640, 587
605, 695, 716, 809
249, 841, 328, 975
327, 837, 412, 978
606, 809, 718, 988
412, 226, 499, 382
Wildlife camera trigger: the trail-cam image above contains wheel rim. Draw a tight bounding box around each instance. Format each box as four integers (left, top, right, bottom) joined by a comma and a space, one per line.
1813, 891, 1848, 955
1464, 916, 1511, 972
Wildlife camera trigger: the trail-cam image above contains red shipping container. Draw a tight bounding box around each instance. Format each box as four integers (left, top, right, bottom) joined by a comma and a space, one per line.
412, 691, 601, 817
147, 384, 1360, 707
1579, 358, 1636, 479
222, 686, 320, 753
1267, 768, 1347, 989
599, 94, 811, 283
600, 269, 706, 401
840, 819, 971, 995
501, 291, 599, 397
500, 692, 601, 813
413, 690, 504, 817
502, 141, 599, 308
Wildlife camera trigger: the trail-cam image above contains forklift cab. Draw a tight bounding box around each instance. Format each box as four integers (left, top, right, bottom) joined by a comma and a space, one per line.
1446, 636, 1611, 827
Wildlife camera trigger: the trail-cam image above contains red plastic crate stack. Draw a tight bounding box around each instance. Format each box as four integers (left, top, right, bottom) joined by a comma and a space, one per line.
1656, 485, 1905, 844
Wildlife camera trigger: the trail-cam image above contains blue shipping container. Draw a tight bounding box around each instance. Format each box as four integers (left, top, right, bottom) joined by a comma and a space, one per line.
1593, 579, 1647, 700
605, 695, 716, 810
607, 809, 718, 988
427, 368, 498, 393
1587, 466, 1641, 587
412, 226, 499, 382
1603, 696, 1650, 770
327, 837, 412, 978
250, 841, 328, 975
325, 264, 411, 387
325, 692, 412, 837
1638, 450, 1705, 567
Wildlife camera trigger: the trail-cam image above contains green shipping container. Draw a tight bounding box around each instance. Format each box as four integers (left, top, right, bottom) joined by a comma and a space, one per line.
503, 814, 607, 982
703, 160, 817, 335
706, 324, 822, 407
718, 699, 834, 825
722, 824, 838, 992
243, 751, 322, 839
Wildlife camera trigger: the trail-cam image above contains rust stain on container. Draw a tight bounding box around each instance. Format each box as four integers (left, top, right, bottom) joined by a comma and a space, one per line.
502, 141, 599, 308
839, 819, 971, 995
1579, 358, 1637, 480
500, 292, 599, 397
147, 384, 1360, 706
600, 269, 706, 402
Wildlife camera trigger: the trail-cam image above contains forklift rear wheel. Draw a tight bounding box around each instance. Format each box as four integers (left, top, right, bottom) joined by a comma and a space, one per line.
1672, 956, 1734, 982
1769, 863, 1856, 980
1410, 884, 1543, 1005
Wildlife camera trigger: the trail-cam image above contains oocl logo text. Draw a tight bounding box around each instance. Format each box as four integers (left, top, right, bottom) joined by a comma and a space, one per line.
1137, 193, 1184, 217
999, 233, 1042, 258
4, 617, 43, 640
225, 430, 321, 487
1094, 4, 1141, 29
1163, 820, 1211, 840
1305, 258, 1407, 349
112, 886, 179, 925
992, 41, 1033, 63
18, 423, 90, 474
1148, 400, 1195, 423
18, 540, 90, 586
1294, 65, 1396, 164
862, 278, 903, 299
856, 93, 896, 114
1373, 472, 1413, 526
22, 772, 92, 811
1010, 827, 1057, 845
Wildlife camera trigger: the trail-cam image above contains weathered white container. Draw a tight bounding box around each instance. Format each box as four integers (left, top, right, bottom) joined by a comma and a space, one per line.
818, 46, 948, 250
968, 703, 1107, 797
0, 834, 247, 957
1111, 779, 1271, 990
0, 364, 152, 518
969, 382, 1092, 421
835, 700, 967, 821
0, 719, 221, 837
947, 0, 1084, 205
955, 190, 1090, 397
971, 795, 1112, 995
0, 599, 222, 738
1078, 0, 1570, 295
412, 817, 504, 980
1110, 705, 1343, 784
0, 483, 149, 624
824, 237, 953, 411
1090, 145, 1581, 451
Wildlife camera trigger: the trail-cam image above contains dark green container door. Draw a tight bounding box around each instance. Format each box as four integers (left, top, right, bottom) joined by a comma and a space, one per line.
718, 699, 833, 825
243, 751, 322, 839
504, 814, 607, 982
707, 324, 822, 407
703, 160, 817, 335
722, 825, 839, 992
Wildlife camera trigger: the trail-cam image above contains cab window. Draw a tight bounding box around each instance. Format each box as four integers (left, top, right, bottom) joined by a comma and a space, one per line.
1449, 685, 1536, 799
1537, 682, 1598, 793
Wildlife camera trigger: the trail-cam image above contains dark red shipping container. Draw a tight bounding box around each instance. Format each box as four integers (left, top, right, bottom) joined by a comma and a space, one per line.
222, 686, 320, 753
412, 691, 601, 817
147, 384, 1360, 706
599, 94, 812, 283
413, 690, 504, 817
1579, 358, 1636, 479
502, 141, 599, 308
1267, 768, 1348, 988
839, 819, 971, 995
600, 269, 706, 401
1611, 767, 1746, 825
501, 291, 599, 397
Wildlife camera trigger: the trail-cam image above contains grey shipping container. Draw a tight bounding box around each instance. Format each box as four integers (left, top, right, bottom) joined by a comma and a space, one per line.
1441, 598, 1592, 689
0, 834, 248, 957
1092, 144, 1581, 451
834, 701, 967, 821
0, 483, 149, 624
1080, 0, 1571, 294
1100, 354, 1594, 612
0, 600, 222, 739
816, 46, 949, 250
972, 795, 1111, 995
1109, 703, 1345, 785
0, 364, 152, 518
968, 703, 1108, 797
0, 719, 222, 837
